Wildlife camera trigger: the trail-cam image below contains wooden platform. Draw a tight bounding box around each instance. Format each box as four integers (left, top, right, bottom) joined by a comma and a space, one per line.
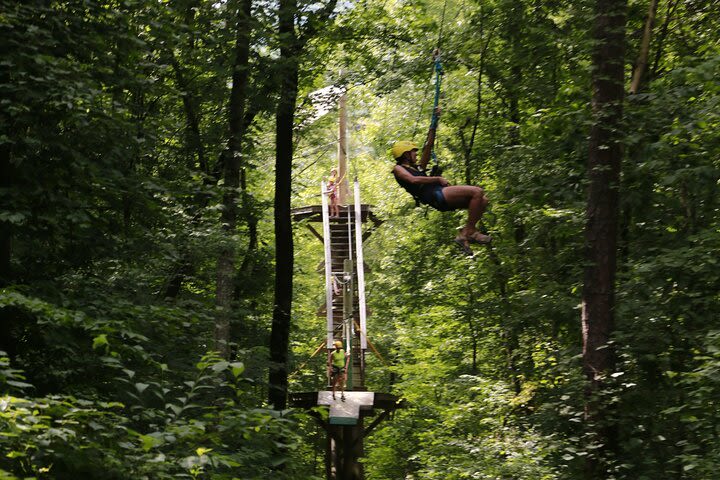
291, 204, 381, 225
290, 391, 403, 425
290, 391, 402, 411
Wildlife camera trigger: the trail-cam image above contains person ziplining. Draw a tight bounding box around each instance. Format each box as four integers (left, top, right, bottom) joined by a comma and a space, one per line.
391, 51, 492, 255
391, 130, 491, 254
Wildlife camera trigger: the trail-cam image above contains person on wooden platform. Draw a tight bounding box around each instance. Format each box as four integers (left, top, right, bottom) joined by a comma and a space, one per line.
325, 167, 342, 218
328, 340, 349, 401
391, 110, 491, 254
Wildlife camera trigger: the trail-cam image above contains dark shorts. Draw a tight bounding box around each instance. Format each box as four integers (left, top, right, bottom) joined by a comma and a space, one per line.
420, 185, 453, 212
331, 366, 345, 377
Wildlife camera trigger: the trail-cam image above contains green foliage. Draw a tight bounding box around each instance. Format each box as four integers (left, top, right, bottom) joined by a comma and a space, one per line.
1, 0, 719, 477
0, 350, 308, 479
365, 374, 559, 479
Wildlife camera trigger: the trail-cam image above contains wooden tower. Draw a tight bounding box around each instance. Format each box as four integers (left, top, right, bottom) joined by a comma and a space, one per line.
290, 192, 401, 479
289, 93, 402, 480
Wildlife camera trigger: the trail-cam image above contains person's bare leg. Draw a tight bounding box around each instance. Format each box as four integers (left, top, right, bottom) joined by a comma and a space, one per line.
339, 372, 346, 400
442, 185, 489, 235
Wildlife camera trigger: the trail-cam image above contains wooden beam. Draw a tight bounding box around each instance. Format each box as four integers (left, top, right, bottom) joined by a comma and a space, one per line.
305, 223, 324, 243
359, 409, 392, 445
308, 410, 341, 444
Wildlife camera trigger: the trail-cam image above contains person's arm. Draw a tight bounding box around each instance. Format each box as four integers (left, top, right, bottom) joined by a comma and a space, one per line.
393, 165, 448, 187
419, 107, 441, 170
419, 128, 436, 171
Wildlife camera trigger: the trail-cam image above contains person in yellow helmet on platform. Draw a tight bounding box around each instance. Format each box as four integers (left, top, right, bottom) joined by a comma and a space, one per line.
391, 110, 491, 254
327, 340, 349, 401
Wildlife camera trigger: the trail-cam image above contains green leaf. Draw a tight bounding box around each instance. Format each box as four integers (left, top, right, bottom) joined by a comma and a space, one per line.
6, 380, 33, 389
230, 362, 245, 378
166, 403, 182, 416
92, 334, 109, 349
211, 360, 230, 372
139, 433, 163, 452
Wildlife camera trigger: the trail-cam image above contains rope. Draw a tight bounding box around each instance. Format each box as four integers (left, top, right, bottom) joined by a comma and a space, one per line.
412, 0, 449, 138
428, 49, 444, 175
430, 0, 450, 174
352, 320, 388, 366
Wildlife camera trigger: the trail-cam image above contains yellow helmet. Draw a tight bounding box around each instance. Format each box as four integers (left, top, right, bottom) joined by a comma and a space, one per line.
391, 140, 419, 159
333, 340, 343, 348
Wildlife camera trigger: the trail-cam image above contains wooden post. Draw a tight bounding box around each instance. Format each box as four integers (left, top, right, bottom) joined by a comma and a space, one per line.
327, 424, 364, 480
329, 425, 342, 479
342, 424, 364, 479
337, 92, 349, 205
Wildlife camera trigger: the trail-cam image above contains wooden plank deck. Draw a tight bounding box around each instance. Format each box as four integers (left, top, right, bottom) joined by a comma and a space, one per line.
291, 204, 380, 225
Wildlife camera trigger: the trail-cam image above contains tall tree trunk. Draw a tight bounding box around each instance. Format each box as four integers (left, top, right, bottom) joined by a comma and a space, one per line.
161, 6, 213, 299
234, 164, 259, 300
268, 0, 299, 410
629, 0, 659, 94
651, 0, 680, 77
234, 92, 274, 301
234, 97, 268, 301
582, 0, 627, 476
0, 43, 18, 357
0, 141, 11, 286
215, 0, 252, 359
171, 54, 207, 173
162, 56, 207, 299
0, 144, 21, 361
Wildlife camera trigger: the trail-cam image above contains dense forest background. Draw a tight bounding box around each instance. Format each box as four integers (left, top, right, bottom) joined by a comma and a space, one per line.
1, 0, 719, 478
